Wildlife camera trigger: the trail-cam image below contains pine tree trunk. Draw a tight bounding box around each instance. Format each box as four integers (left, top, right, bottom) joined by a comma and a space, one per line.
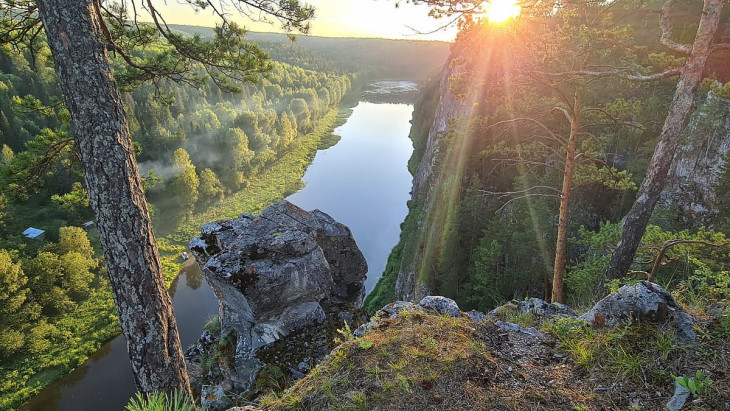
35, 0, 191, 395
603, 0, 725, 284
552, 91, 582, 303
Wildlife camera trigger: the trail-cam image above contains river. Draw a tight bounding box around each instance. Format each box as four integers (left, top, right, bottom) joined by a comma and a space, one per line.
22, 81, 416, 410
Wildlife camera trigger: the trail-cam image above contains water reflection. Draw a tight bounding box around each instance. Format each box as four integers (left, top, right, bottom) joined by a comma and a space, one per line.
182, 261, 204, 290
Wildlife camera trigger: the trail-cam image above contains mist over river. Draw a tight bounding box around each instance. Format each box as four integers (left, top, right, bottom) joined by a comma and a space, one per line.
22, 81, 416, 410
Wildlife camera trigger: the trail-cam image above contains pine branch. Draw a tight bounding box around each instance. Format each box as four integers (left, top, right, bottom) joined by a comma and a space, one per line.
659, 0, 693, 54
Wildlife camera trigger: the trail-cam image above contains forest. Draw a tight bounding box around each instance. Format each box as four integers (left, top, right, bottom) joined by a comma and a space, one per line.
0, 17, 446, 408
366, 0, 730, 314
2, 0, 730, 409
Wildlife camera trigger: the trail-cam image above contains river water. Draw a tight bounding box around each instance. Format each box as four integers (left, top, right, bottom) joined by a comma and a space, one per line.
286, 100, 414, 292
22, 82, 415, 410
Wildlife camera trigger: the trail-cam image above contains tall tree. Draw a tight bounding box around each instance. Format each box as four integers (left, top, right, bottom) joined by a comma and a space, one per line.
34, 1, 191, 394
603, 0, 729, 284
169, 147, 200, 219
0, 249, 30, 357
412, 0, 683, 302
1, 0, 313, 396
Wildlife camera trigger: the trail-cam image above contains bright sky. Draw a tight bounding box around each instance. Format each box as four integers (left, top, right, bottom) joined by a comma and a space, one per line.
152, 0, 458, 42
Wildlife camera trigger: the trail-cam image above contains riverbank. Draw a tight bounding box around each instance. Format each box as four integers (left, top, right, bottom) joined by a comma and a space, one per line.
4, 104, 350, 411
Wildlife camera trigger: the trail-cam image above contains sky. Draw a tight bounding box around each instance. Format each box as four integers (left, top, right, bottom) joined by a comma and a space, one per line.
151, 0, 458, 42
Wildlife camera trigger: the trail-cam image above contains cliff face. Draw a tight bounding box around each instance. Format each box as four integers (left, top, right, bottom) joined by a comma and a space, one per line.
663, 94, 730, 226
394, 55, 473, 301
411, 58, 471, 198
188, 201, 368, 408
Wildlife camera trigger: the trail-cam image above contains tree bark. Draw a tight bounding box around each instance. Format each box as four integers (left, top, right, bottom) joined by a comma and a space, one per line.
551, 90, 582, 303
35, 0, 191, 395
602, 0, 725, 285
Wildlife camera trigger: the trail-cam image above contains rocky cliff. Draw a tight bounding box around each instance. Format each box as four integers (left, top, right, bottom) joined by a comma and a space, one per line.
394, 55, 474, 302
410, 58, 471, 198
663, 94, 730, 226
187, 201, 368, 409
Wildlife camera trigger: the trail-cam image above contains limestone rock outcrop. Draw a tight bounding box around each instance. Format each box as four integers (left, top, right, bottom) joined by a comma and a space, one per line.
187, 201, 368, 408
487, 297, 578, 320
579, 281, 696, 343
663, 94, 730, 226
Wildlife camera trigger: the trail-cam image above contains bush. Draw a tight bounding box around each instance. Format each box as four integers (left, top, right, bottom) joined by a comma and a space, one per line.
567, 223, 730, 308
0, 329, 24, 357
124, 391, 197, 411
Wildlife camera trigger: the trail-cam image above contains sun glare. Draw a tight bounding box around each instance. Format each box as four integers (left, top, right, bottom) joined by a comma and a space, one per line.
485, 0, 521, 23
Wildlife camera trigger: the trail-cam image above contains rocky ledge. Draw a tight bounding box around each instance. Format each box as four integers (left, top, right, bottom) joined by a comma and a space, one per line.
259, 285, 729, 411
187, 201, 368, 409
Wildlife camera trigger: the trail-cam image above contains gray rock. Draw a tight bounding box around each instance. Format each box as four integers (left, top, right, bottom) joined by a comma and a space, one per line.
353, 322, 370, 338
188, 201, 368, 394
297, 360, 309, 373
662, 94, 730, 227
275, 302, 326, 335
418, 296, 462, 317
465, 310, 487, 322
354, 301, 418, 338
376, 301, 417, 319
487, 297, 577, 319
706, 301, 727, 318
579, 281, 696, 344
495, 320, 544, 338
201, 384, 232, 411
666, 380, 692, 411
290, 368, 305, 380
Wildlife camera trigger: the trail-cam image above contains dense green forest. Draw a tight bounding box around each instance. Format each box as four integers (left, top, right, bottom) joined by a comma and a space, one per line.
0, 25, 446, 409
4, 0, 728, 408
169, 26, 451, 80
366, 0, 730, 314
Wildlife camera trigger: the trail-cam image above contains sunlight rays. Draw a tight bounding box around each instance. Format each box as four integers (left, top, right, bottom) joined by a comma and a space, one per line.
413, 28, 552, 299
415, 45, 495, 297
497, 44, 554, 287
485, 0, 521, 23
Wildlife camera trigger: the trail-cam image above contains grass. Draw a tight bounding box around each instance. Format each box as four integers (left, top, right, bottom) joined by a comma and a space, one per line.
258, 311, 597, 410
546, 313, 730, 409
257, 304, 730, 410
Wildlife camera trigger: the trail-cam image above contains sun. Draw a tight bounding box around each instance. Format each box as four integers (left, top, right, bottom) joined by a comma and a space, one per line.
484, 0, 521, 23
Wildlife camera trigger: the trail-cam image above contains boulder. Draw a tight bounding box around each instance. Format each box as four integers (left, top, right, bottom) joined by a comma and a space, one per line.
201, 385, 231, 411
465, 310, 487, 322
579, 281, 696, 343
187, 201, 368, 404
487, 297, 578, 320
419, 295, 462, 317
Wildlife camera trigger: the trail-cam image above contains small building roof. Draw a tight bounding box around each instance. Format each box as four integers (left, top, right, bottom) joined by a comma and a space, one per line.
22, 227, 45, 239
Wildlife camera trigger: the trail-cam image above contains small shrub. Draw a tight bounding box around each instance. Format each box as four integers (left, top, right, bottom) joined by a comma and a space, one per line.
672, 370, 713, 396
357, 339, 374, 350
203, 316, 220, 335
124, 390, 197, 411
335, 321, 354, 344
